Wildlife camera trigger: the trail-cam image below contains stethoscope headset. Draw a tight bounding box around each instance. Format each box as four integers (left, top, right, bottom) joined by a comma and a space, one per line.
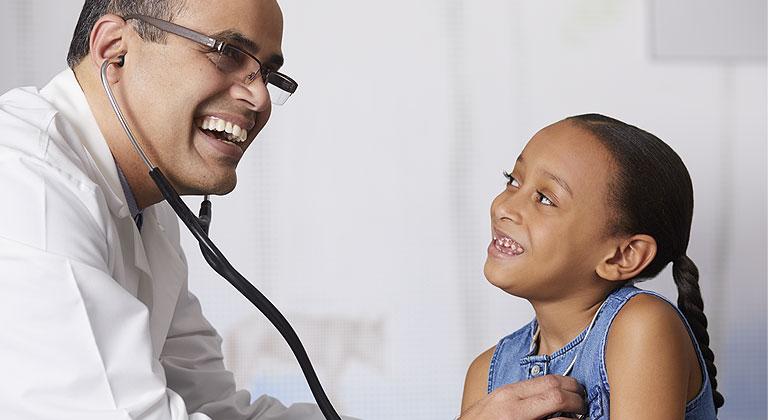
101, 56, 343, 420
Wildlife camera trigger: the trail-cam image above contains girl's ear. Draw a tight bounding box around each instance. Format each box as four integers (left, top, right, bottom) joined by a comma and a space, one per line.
596, 234, 657, 281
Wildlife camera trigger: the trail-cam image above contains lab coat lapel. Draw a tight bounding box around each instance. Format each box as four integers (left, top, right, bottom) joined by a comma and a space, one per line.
109, 200, 186, 360
139, 206, 187, 359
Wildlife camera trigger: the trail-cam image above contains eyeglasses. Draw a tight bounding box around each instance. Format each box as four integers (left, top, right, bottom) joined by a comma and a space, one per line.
123, 14, 298, 106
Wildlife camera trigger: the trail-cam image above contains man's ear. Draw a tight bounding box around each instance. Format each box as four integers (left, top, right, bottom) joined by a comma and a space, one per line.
88, 14, 129, 80
596, 234, 657, 281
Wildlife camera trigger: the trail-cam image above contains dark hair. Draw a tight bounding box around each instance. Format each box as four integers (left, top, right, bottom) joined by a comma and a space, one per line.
67, 0, 186, 68
567, 113, 724, 411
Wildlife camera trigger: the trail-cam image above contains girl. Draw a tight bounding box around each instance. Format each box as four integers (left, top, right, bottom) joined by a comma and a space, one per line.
461, 114, 723, 419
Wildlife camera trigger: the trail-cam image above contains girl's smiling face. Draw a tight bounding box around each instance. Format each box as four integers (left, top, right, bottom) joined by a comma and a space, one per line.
484, 120, 621, 303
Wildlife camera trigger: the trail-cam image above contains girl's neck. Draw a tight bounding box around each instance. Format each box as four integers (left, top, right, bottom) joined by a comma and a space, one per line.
531, 293, 610, 355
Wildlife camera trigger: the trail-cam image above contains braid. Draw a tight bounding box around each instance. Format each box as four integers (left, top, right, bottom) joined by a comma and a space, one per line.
672, 255, 724, 411
568, 114, 723, 414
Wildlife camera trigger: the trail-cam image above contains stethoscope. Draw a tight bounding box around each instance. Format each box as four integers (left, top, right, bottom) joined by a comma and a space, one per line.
100, 56, 342, 420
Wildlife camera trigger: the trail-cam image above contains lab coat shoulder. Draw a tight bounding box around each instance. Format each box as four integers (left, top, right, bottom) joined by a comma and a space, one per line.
0, 85, 94, 174
0, 85, 113, 269
0, 86, 58, 138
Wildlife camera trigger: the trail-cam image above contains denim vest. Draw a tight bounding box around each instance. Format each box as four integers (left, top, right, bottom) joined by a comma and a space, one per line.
488, 286, 716, 419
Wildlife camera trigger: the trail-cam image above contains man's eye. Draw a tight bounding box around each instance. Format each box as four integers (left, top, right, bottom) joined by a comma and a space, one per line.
503, 171, 520, 187
216, 46, 249, 69
222, 47, 240, 60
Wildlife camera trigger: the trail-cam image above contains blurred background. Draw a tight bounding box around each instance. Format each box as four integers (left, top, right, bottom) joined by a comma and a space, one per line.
1, 0, 766, 418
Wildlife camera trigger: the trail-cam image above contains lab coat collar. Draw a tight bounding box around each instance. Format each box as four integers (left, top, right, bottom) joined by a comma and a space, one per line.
40, 69, 129, 220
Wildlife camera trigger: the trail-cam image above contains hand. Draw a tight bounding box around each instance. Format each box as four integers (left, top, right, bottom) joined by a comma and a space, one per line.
458, 375, 587, 420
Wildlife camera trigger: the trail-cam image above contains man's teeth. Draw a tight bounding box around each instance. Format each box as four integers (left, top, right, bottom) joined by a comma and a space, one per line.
197, 117, 248, 143
493, 234, 524, 255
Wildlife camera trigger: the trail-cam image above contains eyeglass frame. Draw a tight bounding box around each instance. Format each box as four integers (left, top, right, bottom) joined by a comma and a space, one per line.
122, 14, 298, 104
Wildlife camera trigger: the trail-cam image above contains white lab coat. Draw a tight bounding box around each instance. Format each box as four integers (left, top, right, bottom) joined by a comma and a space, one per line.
0, 70, 356, 420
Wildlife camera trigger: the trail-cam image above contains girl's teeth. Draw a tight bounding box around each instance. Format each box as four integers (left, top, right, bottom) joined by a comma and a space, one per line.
493, 234, 524, 255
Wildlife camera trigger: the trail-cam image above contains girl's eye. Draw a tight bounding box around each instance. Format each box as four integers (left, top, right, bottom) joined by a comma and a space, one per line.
503, 171, 555, 207
538, 192, 555, 206
503, 171, 520, 187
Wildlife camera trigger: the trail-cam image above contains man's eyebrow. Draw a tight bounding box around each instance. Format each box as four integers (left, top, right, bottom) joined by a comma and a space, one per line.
517, 154, 574, 197
211, 30, 259, 54
211, 30, 285, 69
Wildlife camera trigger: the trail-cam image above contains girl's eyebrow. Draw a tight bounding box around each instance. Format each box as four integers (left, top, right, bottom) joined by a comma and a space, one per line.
517, 154, 574, 198
541, 170, 573, 198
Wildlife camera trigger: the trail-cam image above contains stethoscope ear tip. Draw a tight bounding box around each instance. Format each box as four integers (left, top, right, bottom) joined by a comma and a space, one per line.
117, 55, 125, 67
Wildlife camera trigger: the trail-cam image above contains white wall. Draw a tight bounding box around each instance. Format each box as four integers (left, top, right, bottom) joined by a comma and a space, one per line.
1, 1, 766, 419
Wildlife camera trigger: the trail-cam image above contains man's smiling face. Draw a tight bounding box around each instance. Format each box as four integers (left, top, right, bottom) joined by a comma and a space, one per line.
117, 0, 284, 197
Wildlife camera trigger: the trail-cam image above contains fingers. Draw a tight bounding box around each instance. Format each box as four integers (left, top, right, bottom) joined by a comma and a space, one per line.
517, 388, 587, 420
504, 374, 584, 400
491, 375, 587, 419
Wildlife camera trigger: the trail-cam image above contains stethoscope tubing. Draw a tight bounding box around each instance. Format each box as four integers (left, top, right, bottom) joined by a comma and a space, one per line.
101, 58, 342, 420
101, 57, 154, 170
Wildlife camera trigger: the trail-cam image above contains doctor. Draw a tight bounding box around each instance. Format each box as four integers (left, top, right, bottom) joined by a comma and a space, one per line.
0, 0, 585, 419
0, 0, 345, 418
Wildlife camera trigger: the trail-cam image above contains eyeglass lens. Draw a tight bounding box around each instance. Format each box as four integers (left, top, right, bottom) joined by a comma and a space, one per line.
214, 46, 260, 83
214, 45, 293, 105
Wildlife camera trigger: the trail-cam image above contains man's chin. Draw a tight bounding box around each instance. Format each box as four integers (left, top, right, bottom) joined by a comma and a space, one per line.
211, 181, 237, 196
202, 177, 237, 196
174, 174, 237, 197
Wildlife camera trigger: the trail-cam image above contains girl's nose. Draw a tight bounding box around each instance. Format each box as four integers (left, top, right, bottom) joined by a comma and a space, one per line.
492, 191, 524, 224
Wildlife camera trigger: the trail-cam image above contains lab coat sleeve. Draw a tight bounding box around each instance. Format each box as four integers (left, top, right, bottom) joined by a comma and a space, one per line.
0, 118, 210, 419
0, 238, 212, 420
159, 258, 361, 420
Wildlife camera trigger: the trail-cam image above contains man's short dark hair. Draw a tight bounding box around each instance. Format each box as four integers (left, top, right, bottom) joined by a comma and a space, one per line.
67, 0, 186, 68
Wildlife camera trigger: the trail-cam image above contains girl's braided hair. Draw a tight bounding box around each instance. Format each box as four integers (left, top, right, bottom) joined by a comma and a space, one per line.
567, 113, 724, 411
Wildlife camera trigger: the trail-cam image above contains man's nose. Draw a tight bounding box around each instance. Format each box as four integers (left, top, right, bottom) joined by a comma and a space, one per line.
230, 79, 271, 112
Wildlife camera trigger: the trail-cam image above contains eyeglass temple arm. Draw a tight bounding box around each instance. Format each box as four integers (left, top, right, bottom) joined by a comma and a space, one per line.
123, 14, 221, 50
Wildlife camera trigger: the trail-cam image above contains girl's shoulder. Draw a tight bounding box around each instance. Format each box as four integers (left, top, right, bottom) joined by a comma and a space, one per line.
604, 286, 697, 379
463, 344, 497, 408
603, 286, 707, 417
605, 286, 689, 344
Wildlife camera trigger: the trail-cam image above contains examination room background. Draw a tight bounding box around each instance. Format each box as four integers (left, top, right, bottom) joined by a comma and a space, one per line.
1, 0, 766, 418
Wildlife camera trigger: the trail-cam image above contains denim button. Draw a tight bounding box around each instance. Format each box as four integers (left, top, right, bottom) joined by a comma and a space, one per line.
530, 364, 541, 376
